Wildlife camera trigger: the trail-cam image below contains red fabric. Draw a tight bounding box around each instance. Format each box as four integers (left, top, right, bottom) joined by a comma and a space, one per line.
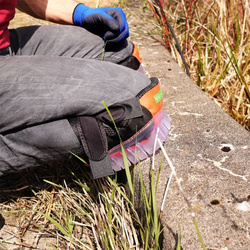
0, 0, 17, 49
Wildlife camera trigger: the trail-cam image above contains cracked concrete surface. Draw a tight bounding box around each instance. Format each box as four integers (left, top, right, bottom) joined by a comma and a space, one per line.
129, 1, 250, 249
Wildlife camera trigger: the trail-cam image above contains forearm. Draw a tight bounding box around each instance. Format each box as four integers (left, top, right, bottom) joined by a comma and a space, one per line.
17, 0, 80, 24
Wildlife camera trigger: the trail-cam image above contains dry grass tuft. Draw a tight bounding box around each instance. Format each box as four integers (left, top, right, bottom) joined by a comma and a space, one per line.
148, 0, 250, 130
0, 162, 142, 249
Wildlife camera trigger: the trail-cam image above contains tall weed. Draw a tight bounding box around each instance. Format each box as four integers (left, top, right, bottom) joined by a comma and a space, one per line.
149, 0, 249, 130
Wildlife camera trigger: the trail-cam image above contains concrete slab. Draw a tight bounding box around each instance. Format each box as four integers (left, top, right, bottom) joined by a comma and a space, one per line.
129, 2, 250, 249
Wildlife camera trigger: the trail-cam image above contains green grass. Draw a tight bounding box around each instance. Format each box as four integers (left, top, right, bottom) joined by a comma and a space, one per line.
0, 163, 162, 249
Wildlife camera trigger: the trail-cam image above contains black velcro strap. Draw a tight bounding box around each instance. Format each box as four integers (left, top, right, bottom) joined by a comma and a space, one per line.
119, 55, 140, 70
97, 97, 143, 124
89, 155, 113, 179
122, 97, 143, 120
78, 116, 114, 179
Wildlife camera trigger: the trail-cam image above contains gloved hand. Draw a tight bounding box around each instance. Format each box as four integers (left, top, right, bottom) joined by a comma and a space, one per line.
73, 4, 129, 43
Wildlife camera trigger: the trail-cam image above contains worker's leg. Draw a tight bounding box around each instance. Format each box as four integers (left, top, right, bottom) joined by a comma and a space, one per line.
0, 55, 153, 176
9, 25, 133, 63
0, 119, 83, 176
0, 56, 149, 134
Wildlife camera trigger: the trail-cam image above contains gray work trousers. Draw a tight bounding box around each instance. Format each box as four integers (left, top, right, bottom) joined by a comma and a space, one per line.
0, 25, 151, 176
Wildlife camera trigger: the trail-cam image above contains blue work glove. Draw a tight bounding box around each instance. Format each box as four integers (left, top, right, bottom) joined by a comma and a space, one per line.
73, 4, 129, 43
